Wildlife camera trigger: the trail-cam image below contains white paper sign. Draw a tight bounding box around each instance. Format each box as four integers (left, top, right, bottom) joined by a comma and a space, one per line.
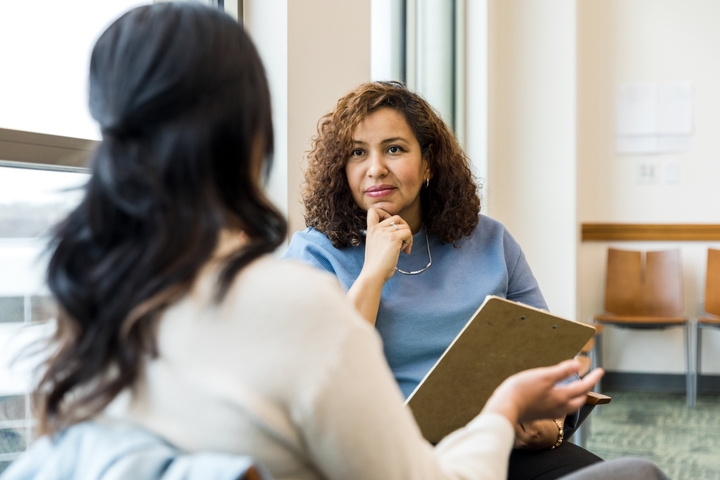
616, 82, 693, 154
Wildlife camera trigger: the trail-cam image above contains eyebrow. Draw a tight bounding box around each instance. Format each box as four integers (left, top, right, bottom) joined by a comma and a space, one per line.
352, 137, 410, 145
381, 137, 409, 144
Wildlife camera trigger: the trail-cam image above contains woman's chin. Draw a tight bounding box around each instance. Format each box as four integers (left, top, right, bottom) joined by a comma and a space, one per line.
366, 204, 399, 216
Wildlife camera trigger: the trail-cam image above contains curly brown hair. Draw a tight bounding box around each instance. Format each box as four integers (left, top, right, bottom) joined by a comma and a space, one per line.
303, 81, 481, 248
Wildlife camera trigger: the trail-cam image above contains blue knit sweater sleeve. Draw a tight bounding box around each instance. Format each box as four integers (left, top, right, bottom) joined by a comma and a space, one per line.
500, 226, 548, 310
282, 228, 338, 275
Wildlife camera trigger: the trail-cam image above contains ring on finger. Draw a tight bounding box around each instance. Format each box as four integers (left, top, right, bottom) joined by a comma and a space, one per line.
391, 221, 399, 231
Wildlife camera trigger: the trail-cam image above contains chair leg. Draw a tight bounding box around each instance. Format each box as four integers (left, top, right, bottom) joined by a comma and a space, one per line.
592, 325, 604, 394
686, 321, 696, 408
574, 421, 588, 449
696, 323, 703, 404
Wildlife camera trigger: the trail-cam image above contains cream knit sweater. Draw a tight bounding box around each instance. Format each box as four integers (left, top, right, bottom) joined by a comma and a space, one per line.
107, 254, 514, 480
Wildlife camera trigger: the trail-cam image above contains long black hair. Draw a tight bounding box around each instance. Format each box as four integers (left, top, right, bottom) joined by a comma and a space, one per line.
38, 2, 285, 434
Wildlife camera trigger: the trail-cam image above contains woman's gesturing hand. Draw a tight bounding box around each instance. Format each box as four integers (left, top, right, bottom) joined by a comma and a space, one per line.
482, 360, 605, 427
361, 207, 413, 282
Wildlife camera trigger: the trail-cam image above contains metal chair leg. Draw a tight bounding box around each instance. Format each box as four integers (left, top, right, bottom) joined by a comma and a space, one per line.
592, 325, 604, 394
695, 322, 703, 406
686, 321, 695, 408
574, 421, 588, 449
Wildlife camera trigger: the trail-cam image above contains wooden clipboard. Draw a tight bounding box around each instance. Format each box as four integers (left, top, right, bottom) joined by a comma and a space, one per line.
404, 295, 596, 443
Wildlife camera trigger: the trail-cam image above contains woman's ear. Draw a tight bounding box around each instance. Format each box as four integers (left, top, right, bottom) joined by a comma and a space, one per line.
423, 144, 435, 178
422, 162, 433, 188
426, 143, 436, 158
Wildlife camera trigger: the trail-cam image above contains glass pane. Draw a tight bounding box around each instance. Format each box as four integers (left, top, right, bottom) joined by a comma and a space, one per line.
0, 165, 87, 298
0, 427, 27, 453
0, 297, 23, 324
30, 295, 57, 323
0, 396, 25, 422
0, 166, 87, 239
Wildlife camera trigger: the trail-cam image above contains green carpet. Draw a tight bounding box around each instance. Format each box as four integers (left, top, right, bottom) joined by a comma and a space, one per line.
585, 391, 720, 480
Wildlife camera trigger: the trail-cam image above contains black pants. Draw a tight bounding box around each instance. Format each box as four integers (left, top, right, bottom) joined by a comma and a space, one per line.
507, 442, 603, 480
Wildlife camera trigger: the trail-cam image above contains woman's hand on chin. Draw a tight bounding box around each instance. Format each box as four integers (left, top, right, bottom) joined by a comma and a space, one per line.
361, 208, 414, 282
346, 208, 414, 325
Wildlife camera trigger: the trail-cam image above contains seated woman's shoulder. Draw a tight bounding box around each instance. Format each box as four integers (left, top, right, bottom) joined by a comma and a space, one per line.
285, 227, 335, 254
478, 213, 504, 229
228, 255, 366, 328
474, 214, 511, 239
245, 255, 340, 294
293, 226, 328, 241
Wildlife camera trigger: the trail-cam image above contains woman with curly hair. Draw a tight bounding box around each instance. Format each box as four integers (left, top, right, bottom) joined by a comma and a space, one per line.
283, 81, 603, 480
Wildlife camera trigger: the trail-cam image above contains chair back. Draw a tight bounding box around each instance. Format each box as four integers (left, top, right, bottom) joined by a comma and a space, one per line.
705, 248, 720, 316
0, 420, 273, 480
604, 248, 683, 316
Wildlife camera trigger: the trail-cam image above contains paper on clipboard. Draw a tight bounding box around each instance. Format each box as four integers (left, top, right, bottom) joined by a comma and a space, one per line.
404, 296, 596, 444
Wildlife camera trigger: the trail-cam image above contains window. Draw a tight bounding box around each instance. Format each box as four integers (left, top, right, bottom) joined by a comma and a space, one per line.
0, 165, 88, 473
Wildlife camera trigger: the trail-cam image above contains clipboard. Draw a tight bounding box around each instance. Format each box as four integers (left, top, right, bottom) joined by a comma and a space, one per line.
404, 295, 596, 443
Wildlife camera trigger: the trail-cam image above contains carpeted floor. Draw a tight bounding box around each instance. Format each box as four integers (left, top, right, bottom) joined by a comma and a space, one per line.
585, 391, 720, 480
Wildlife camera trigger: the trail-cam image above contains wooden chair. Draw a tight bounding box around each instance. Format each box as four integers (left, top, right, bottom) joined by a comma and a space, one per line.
690, 248, 720, 408
591, 248, 692, 406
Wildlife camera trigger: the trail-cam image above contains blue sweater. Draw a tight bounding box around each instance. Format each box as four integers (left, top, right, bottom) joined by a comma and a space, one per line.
283, 214, 548, 398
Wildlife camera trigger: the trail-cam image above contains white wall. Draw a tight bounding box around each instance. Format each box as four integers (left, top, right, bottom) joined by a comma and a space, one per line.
577, 0, 720, 373
370, 0, 404, 82
487, 0, 577, 320
245, 0, 371, 237
484, 0, 720, 375
0, 1, 151, 141
243, 0, 289, 225
464, 0, 489, 184
285, 0, 371, 235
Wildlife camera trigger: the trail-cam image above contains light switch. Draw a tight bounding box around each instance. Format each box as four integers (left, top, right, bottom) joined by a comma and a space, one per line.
637, 163, 658, 184
665, 162, 679, 184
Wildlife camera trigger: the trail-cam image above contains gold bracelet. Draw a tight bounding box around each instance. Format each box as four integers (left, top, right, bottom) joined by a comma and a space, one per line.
550, 419, 564, 449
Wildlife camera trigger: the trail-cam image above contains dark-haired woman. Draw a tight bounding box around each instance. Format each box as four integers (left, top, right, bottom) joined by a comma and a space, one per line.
2, 4, 669, 480
283, 82, 602, 480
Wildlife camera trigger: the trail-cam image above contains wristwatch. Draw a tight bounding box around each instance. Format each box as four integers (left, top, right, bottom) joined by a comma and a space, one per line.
550, 419, 564, 449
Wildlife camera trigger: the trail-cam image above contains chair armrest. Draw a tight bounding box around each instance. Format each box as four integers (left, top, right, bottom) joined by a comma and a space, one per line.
585, 391, 612, 405
565, 392, 612, 441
